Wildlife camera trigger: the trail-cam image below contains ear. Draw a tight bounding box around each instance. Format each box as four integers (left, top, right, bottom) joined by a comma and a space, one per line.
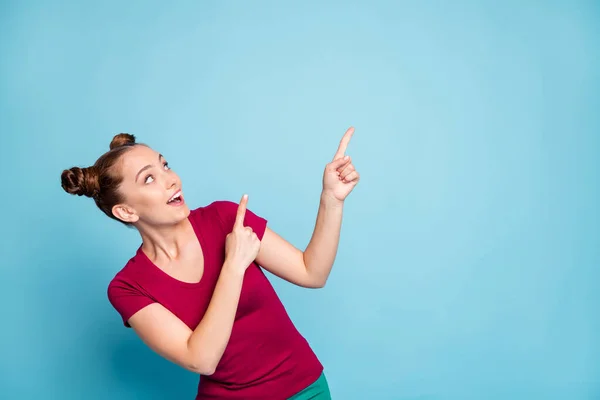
112, 203, 139, 224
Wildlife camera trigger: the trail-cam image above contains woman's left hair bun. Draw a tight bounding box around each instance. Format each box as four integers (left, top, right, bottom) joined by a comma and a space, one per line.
109, 133, 136, 150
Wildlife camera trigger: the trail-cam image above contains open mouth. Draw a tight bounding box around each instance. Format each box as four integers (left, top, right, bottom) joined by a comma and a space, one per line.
167, 190, 184, 206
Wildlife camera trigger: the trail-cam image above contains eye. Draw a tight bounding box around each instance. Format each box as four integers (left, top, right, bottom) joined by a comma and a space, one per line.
163, 162, 170, 170
144, 175, 154, 184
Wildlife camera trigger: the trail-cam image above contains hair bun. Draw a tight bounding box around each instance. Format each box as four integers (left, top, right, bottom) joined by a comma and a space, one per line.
61, 166, 100, 197
110, 133, 136, 150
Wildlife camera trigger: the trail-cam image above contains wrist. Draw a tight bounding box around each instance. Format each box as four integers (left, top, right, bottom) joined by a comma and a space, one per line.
222, 259, 246, 278
320, 191, 344, 208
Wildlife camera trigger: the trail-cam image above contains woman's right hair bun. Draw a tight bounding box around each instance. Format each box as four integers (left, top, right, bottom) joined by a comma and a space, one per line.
110, 133, 136, 150
61, 166, 100, 197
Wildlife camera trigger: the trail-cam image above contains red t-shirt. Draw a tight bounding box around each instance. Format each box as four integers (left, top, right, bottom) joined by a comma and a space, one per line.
107, 200, 323, 399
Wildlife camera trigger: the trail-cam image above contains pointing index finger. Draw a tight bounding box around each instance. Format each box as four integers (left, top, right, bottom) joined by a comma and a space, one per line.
333, 127, 355, 161
235, 194, 248, 229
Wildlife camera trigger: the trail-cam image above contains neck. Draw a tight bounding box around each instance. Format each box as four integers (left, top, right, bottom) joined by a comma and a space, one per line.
137, 217, 192, 263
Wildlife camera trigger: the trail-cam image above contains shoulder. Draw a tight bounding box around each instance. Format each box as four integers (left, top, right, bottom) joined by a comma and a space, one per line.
185, 201, 237, 232
204, 200, 239, 216
191, 199, 267, 238
106, 255, 156, 327
106, 256, 143, 301
187, 200, 236, 219
191, 200, 243, 226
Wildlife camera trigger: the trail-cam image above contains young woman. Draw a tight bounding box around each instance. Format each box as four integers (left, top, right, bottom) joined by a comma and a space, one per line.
60, 128, 359, 399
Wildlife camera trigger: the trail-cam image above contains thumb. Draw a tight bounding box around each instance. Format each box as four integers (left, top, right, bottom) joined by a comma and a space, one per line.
330, 155, 350, 169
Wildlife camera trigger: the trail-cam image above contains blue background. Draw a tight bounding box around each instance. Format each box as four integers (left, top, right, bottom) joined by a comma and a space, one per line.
1, 1, 599, 399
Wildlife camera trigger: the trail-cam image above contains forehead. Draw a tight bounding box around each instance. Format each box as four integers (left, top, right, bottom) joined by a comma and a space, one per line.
120, 145, 160, 173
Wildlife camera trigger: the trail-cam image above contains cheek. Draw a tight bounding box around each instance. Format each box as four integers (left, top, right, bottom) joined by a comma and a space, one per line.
123, 187, 164, 209
141, 187, 167, 207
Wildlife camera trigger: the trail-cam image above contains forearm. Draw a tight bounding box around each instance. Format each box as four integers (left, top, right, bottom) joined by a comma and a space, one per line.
303, 191, 344, 285
187, 261, 244, 374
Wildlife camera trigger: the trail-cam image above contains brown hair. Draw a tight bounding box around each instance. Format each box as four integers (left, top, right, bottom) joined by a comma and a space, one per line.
61, 133, 139, 224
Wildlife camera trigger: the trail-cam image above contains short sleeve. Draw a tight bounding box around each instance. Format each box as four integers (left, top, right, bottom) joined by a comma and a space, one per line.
107, 277, 155, 328
211, 200, 268, 240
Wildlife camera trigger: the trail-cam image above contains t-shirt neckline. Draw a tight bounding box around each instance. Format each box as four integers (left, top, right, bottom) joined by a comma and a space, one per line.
136, 211, 210, 288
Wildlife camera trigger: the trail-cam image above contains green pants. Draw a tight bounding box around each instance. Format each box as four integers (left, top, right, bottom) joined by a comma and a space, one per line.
288, 372, 331, 400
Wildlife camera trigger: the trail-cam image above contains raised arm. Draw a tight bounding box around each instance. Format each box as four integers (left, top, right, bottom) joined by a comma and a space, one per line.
256, 127, 360, 288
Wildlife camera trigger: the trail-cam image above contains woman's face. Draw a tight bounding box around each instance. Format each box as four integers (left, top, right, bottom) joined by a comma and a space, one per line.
112, 145, 190, 226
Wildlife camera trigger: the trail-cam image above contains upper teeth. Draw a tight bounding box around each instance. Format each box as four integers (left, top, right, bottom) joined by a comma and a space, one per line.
169, 192, 181, 202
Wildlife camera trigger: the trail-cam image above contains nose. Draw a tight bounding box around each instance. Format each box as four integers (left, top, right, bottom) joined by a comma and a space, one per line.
166, 172, 177, 189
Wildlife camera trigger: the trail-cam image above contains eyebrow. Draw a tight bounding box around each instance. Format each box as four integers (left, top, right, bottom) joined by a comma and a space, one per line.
135, 154, 164, 182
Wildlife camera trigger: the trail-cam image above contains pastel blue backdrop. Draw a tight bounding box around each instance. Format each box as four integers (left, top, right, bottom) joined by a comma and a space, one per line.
1, 1, 598, 399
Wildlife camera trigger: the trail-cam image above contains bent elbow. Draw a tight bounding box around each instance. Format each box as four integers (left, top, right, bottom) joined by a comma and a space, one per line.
189, 361, 216, 376
201, 366, 217, 376
309, 277, 327, 289
186, 353, 218, 375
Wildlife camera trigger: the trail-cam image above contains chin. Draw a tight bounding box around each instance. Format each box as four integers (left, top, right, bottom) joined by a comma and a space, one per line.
142, 203, 191, 227
170, 203, 191, 222
179, 205, 192, 219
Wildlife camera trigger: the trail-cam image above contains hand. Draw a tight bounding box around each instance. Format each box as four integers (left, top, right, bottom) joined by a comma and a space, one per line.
224, 194, 261, 273
322, 127, 360, 203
